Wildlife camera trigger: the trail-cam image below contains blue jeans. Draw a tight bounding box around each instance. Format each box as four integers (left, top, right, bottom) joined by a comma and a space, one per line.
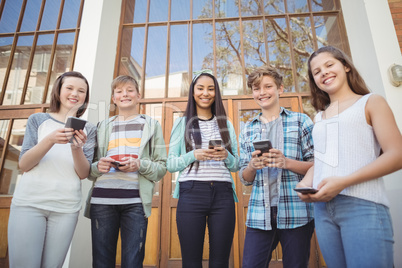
176, 180, 236, 268
314, 195, 394, 268
242, 207, 314, 268
90, 203, 148, 268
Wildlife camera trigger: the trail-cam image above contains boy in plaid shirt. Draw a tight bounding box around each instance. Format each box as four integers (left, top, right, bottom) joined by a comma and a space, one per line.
239, 66, 314, 268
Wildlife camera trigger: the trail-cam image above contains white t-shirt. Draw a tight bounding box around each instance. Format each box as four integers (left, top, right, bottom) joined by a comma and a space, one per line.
12, 113, 96, 213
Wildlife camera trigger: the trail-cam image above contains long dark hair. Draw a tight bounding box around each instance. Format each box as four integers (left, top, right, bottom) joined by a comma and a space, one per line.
184, 73, 233, 172
49, 71, 90, 118
308, 46, 370, 111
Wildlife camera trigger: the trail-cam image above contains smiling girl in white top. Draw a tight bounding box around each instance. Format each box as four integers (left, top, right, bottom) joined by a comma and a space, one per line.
8, 71, 96, 268
297, 46, 402, 268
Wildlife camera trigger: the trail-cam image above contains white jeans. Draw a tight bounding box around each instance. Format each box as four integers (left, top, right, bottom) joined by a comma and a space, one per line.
8, 204, 79, 268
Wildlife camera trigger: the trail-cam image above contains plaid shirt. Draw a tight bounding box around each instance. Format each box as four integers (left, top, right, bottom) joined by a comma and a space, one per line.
239, 108, 314, 230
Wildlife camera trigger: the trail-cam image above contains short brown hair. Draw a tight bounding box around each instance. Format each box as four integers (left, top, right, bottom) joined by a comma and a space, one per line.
247, 66, 283, 89
49, 71, 90, 118
111, 75, 139, 94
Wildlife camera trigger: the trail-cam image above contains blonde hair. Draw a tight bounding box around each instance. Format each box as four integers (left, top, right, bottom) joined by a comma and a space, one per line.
111, 75, 139, 94
247, 65, 283, 89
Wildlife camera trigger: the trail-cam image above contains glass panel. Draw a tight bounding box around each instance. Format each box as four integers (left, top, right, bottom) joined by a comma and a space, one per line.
215, 0, 238, 18
264, 0, 285, 15
302, 96, 316, 119
311, 0, 335, 12
60, 0, 81, 29
39, 0, 61, 30
240, 0, 262, 16
27, 34, 54, 104
171, 111, 184, 195
144, 26, 167, 99
141, 103, 163, 195
243, 19, 266, 91
238, 108, 260, 195
171, 0, 190, 21
132, 0, 147, 23
0, 0, 23, 33
20, 0, 42, 32
290, 16, 314, 92
215, 21, 243, 95
0, 119, 10, 169
315, 15, 342, 49
0, 37, 14, 98
4, 35, 34, 105
168, 24, 190, 98
149, 0, 168, 22
192, 23, 213, 73
46, 32, 75, 103
1, 119, 27, 195
193, 0, 212, 19
119, 27, 145, 83
266, 18, 294, 92
286, 0, 308, 13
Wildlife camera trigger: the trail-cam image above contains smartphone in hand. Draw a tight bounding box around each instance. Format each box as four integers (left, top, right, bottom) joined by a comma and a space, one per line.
293, 187, 318, 194
65, 117, 87, 143
209, 139, 222, 149
253, 140, 273, 156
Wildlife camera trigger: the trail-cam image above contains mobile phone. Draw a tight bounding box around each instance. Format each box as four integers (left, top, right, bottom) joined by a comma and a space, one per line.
208, 139, 222, 149
293, 187, 318, 194
65, 117, 87, 131
111, 161, 124, 167
65, 117, 87, 143
253, 140, 273, 156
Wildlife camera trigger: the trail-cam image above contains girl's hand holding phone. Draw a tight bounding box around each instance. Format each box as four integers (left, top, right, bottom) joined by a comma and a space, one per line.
310, 176, 348, 202
70, 129, 87, 149
194, 149, 215, 161
48, 128, 74, 144
211, 146, 228, 161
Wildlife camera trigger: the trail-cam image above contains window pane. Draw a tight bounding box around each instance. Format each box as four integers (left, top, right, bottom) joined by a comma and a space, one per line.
192, 23, 213, 73
215, 0, 238, 18
20, 0, 42, 32
264, 0, 285, 15
168, 25, 189, 98
39, 0, 61, 30
133, 0, 147, 23
302, 96, 316, 119
0, 37, 14, 99
28, 34, 54, 104
144, 26, 167, 99
287, 0, 308, 13
149, 0, 168, 22
240, 0, 262, 16
46, 32, 75, 103
0, 0, 23, 33
311, 0, 336, 12
1, 119, 27, 195
266, 18, 294, 92
4, 35, 34, 105
315, 15, 342, 49
0, 119, 10, 172
290, 16, 314, 92
119, 27, 145, 83
193, 0, 212, 19
60, 0, 81, 29
171, 0, 190, 21
243, 19, 266, 86
216, 21, 242, 95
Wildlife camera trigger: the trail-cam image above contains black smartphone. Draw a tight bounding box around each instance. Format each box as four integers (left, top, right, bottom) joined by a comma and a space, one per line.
293, 187, 318, 194
111, 161, 124, 167
253, 140, 273, 156
65, 117, 87, 131
65, 117, 87, 143
208, 139, 222, 149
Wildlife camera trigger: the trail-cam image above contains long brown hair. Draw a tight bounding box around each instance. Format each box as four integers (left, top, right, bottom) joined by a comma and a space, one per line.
49, 71, 90, 118
307, 46, 370, 111
184, 72, 232, 172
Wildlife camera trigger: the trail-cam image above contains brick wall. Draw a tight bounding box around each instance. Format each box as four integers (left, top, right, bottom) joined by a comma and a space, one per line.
389, 0, 402, 53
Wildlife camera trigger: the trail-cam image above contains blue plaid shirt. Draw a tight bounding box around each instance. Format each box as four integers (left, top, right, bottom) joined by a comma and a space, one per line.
239, 108, 314, 230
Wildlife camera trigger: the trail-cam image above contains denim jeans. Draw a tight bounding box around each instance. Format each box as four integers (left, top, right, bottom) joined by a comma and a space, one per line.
176, 180, 236, 268
90, 203, 148, 268
242, 207, 314, 268
8, 204, 79, 268
314, 195, 394, 268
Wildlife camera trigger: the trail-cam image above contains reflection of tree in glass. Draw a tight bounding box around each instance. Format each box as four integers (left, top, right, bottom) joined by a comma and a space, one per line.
197, 0, 333, 93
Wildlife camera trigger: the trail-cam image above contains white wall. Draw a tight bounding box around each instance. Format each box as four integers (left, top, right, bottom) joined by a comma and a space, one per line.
341, 0, 402, 266
66, 0, 122, 267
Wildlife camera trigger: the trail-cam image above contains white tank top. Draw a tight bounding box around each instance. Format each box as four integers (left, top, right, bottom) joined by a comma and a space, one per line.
313, 93, 389, 207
